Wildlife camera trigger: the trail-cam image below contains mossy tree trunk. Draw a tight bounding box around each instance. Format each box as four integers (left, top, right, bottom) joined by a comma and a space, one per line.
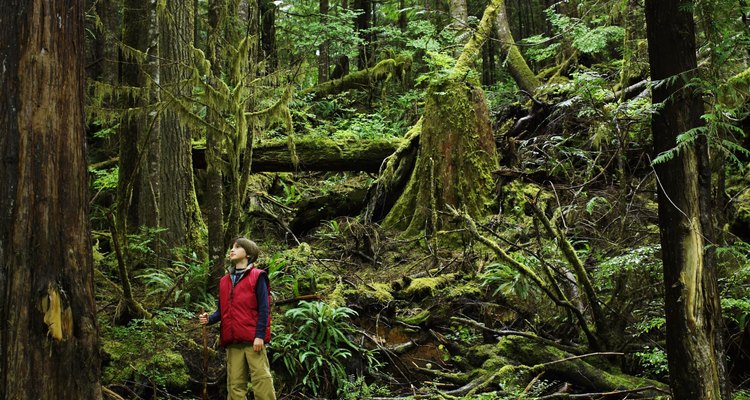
494, 0, 539, 94
0, 0, 102, 395
381, 0, 502, 238
646, 0, 727, 398
206, 0, 230, 288
158, 0, 205, 256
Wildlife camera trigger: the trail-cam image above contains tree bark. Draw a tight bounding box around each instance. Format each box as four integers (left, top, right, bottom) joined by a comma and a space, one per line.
119, 0, 160, 237
0, 0, 102, 396
318, 0, 330, 83
206, 0, 228, 289
645, 0, 727, 399
353, 0, 373, 69
159, 0, 204, 255
449, 0, 469, 57
259, 0, 277, 71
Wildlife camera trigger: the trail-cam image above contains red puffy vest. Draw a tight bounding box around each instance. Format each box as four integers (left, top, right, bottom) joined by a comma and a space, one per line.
219, 266, 272, 347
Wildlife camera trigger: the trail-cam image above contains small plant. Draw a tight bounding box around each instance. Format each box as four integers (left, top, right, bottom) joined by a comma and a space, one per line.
270, 301, 379, 397
136, 255, 212, 306
634, 346, 669, 379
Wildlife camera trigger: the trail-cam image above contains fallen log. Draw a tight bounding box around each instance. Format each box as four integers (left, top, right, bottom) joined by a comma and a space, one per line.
193, 137, 402, 172
301, 56, 412, 100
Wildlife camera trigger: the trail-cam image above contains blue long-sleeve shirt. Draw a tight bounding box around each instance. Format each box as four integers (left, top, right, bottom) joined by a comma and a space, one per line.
208, 269, 269, 340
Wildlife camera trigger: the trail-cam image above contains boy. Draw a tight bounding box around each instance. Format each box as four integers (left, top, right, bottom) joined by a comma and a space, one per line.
199, 237, 276, 400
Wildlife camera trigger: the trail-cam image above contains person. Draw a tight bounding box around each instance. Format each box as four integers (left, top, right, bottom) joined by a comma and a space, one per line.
199, 237, 276, 400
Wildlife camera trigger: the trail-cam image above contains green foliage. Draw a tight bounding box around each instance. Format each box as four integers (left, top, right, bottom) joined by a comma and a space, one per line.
91, 166, 119, 192
634, 346, 669, 379
101, 308, 193, 390
270, 301, 379, 397
481, 261, 539, 300
136, 254, 213, 307
594, 245, 662, 290
337, 375, 390, 400
520, 34, 560, 63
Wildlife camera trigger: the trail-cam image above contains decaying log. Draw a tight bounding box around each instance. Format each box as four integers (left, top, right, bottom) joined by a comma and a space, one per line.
290, 186, 369, 234
193, 137, 401, 172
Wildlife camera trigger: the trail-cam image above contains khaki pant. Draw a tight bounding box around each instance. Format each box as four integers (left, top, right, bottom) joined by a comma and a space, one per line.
226, 343, 276, 400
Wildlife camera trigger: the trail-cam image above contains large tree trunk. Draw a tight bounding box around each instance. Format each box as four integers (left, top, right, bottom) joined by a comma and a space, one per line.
0, 0, 102, 397
206, 0, 228, 289
119, 0, 160, 237
379, 0, 502, 238
645, 1, 727, 399
159, 0, 204, 255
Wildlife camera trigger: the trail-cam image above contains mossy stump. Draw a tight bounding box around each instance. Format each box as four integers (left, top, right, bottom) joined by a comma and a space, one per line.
383, 76, 498, 238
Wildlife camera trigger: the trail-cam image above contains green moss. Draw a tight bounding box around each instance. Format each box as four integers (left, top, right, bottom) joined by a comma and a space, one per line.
403, 273, 457, 296
442, 281, 483, 299
102, 338, 189, 389
364, 282, 395, 302
397, 308, 431, 325
384, 76, 498, 239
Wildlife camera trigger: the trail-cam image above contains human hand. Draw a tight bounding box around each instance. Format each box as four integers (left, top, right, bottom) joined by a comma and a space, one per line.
253, 337, 264, 352
198, 312, 208, 325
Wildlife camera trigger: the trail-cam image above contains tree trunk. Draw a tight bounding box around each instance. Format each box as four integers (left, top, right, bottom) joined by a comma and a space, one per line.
353, 0, 373, 69
318, 0, 330, 83
449, 0, 469, 56
206, 0, 228, 289
159, 0, 204, 255
0, 0, 102, 396
259, 0, 277, 71
494, 0, 539, 94
380, 0, 502, 238
645, 1, 727, 399
119, 0, 160, 237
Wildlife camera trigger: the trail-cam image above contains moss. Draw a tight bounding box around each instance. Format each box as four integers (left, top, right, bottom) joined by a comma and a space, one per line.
403, 273, 457, 296
384, 75, 498, 239
364, 282, 395, 303
442, 281, 483, 299
397, 308, 431, 325
102, 339, 189, 389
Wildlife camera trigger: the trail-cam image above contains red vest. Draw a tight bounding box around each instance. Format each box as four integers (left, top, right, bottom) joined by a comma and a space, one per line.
219, 266, 272, 347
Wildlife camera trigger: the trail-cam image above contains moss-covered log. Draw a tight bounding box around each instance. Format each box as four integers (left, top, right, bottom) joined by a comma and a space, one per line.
378, 0, 502, 238
290, 187, 369, 234
301, 55, 412, 99
194, 137, 402, 172
458, 336, 668, 397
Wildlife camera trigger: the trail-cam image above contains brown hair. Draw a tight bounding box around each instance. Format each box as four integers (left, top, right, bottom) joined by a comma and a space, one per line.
234, 237, 260, 263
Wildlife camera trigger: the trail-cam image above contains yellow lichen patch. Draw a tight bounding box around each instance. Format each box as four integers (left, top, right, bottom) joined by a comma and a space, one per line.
41, 284, 73, 341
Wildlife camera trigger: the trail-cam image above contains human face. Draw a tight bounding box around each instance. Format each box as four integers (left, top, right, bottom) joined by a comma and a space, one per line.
228, 242, 248, 263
